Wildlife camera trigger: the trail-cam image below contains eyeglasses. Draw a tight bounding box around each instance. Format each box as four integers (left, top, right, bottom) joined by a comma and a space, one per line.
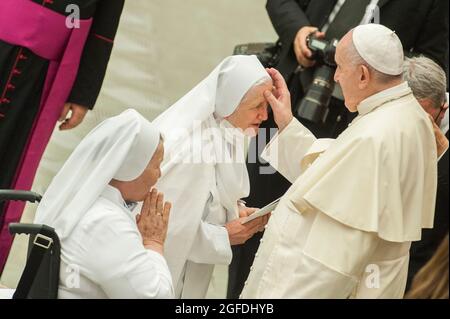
434, 102, 448, 123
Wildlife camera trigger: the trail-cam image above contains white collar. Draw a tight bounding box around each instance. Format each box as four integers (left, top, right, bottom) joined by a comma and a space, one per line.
101, 185, 135, 212
357, 82, 412, 116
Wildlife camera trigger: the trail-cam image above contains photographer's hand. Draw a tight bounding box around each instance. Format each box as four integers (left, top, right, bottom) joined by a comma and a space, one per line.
294, 26, 325, 68
264, 68, 293, 132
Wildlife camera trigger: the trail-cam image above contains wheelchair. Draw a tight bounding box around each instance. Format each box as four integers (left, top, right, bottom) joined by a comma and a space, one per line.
0, 190, 60, 299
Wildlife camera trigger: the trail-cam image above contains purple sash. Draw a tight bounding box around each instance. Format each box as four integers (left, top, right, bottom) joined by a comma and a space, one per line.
0, 0, 93, 271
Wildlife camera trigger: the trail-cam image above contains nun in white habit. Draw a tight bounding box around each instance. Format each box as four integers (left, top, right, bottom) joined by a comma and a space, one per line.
152, 55, 272, 298
34, 109, 174, 299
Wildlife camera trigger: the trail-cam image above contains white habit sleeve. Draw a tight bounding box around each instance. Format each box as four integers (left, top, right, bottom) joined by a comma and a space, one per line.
187, 221, 232, 265
261, 118, 317, 183
184, 189, 233, 265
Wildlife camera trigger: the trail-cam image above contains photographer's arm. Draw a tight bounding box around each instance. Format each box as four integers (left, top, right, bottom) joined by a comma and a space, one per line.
266, 0, 325, 68
266, 0, 311, 47
411, 0, 449, 73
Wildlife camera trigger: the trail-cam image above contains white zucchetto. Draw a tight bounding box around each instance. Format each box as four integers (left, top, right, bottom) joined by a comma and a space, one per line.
352, 24, 404, 75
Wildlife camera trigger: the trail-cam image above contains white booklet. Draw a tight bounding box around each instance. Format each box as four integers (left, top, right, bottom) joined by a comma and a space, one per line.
242, 197, 281, 224
0, 288, 15, 299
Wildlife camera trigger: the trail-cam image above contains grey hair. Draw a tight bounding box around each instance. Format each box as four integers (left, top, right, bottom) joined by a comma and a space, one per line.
253, 76, 272, 87
403, 56, 447, 109
239, 76, 272, 105
347, 38, 402, 83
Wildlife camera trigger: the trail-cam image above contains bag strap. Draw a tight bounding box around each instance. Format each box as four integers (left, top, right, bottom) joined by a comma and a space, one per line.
13, 233, 53, 299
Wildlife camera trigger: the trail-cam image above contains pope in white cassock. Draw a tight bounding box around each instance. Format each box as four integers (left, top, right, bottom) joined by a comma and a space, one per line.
34, 110, 174, 299
241, 24, 439, 299
150, 55, 272, 298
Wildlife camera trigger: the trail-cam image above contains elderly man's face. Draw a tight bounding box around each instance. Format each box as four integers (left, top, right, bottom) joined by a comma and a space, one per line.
226, 80, 272, 136
418, 98, 448, 127
334, 33, 368, 112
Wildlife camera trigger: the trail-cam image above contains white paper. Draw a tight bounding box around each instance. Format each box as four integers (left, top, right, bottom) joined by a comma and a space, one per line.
242, 198, 280, 224
0, 289, 15, 299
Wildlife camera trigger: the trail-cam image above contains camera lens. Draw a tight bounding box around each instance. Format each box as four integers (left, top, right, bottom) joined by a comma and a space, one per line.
297, 65, 335, 123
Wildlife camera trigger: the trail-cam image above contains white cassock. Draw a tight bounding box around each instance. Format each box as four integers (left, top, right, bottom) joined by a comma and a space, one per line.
241, 82, 438, 299
58, 185, 173, 299
148, 56, 270, 298
34, 110, 174, 299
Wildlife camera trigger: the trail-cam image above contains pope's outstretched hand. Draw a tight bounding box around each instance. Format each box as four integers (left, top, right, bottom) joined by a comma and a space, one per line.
264, 68, 293, 132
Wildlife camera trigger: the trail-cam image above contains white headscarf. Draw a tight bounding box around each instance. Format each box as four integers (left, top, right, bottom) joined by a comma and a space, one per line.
154, 55, 269, 217
34, 109, 161, 240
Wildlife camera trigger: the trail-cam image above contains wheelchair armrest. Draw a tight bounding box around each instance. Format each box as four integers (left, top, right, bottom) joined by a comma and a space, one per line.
10, 223, 61, 299
0, 190, 42, 203
8, 223, 55, 237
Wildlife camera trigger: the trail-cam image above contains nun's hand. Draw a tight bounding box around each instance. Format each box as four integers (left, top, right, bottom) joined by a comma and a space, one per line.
258, 213, 271, 233
136, 189, 172, 255
238, 207, 270, 232
239, 206, 257, 218
264, 68, 293, 132
225, 215, 269, 245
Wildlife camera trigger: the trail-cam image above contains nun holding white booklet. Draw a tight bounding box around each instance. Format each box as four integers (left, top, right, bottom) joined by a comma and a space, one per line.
149, 55, 273, 298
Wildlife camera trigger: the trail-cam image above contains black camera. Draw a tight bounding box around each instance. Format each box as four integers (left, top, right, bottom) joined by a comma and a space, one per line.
296, 35, 338, 124
233, 42, 281, 68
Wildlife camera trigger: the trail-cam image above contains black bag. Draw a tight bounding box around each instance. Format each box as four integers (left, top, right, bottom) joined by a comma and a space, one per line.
233, 41, 282, 68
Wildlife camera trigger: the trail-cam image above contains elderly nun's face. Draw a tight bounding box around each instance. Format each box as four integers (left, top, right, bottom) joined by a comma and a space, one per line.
134, 141, 164, 200
225, 80, 272, 136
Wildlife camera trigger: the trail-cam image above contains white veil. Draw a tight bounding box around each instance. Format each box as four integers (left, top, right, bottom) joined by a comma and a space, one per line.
34, 109, 161, 240
154, 55, 269, 216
